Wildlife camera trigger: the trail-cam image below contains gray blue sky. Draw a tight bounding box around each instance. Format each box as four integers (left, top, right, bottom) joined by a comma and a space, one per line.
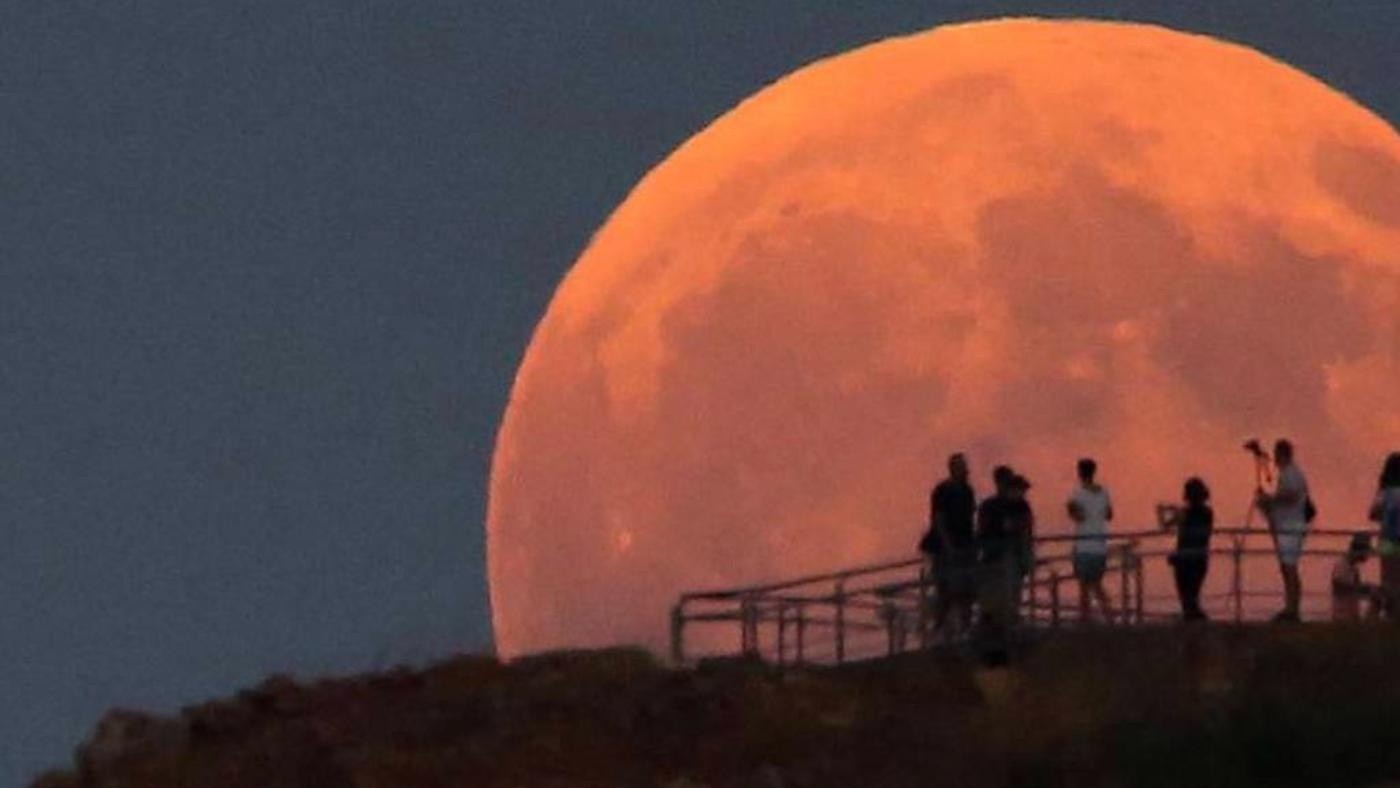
3, 1, 1396, 784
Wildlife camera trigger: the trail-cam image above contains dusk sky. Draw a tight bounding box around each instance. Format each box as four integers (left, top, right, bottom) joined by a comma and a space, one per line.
4, 2, 1398, 784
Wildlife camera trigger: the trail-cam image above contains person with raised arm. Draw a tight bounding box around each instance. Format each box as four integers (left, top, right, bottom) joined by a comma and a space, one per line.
1255, 439, 1311, 623
1164, 477, 1214, 621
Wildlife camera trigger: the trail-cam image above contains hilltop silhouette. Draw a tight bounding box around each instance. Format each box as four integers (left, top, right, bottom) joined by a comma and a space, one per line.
33, 625, 1400, 788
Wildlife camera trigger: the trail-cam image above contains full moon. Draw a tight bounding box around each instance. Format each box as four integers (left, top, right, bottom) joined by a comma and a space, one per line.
488, 19, 1400, 658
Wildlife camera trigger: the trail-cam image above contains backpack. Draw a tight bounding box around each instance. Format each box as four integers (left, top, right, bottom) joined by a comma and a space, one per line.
918, 528, 938, 555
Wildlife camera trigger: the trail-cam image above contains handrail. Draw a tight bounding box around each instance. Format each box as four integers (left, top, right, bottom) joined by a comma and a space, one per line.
680, 556, 923, 602
672, 524, 1385, 665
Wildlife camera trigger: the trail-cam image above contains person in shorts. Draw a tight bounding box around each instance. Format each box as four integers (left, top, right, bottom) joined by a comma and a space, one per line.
1066, 458, 1114, 624
1256, 439, 1310, 622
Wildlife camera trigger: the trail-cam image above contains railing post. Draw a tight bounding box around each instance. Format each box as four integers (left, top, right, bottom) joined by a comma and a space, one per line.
1232, 536, 1244, 624
917, 563, 932, 650
1050, 569, 1061, 628
1133, 550, 1144, 625
1028, 567, 1040, 626
795, 602, 807, 664
776, 602, 788, 666
883, 601, 898, 656
670, 601, 686, 665
834, 578, 847, 664
1119, 546, 1131, 626
740, 596, 758, 657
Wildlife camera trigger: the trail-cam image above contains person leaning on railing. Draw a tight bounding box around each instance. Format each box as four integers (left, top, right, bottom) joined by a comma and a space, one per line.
1370, 452, 1400, 618
1331, 533, 1379, 622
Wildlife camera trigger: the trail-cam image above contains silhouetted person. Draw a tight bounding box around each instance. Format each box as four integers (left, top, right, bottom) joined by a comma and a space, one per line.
1004, 474, 1036, 621
1165, 477, 1214, 621
1067, 458, 1114, 624
1255, 439, 1310, 622
921, 452, 977, 639
1370, 452, 1400, 617
975, 466, 1018, 663
1332, 533, 1375, 622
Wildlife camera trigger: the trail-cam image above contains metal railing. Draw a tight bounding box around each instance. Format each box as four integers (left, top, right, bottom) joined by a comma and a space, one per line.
669, 527, 1378, 665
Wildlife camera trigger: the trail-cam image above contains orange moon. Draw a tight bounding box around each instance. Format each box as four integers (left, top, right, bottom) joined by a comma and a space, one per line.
488, 19, 1400, 658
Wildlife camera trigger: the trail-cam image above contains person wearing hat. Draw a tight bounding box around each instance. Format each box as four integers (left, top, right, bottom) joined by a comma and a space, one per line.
1332, 533, 1376, 622
975, 466, 1021, 662
978, 471, 1036, 624
1005, 473, 1037, 614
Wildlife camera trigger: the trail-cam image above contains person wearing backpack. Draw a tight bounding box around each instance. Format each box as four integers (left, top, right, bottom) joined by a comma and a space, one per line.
1369, 452, 1400, 618
1255, 439, 1311, 622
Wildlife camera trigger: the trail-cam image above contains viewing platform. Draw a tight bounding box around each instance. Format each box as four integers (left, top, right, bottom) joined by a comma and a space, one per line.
670, 527, 1378, 665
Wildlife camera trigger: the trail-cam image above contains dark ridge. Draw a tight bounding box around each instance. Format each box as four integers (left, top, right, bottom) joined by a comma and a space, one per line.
33, 626, 1400, 788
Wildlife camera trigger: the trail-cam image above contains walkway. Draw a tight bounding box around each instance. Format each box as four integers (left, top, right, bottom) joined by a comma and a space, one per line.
669, 527, 1376, 665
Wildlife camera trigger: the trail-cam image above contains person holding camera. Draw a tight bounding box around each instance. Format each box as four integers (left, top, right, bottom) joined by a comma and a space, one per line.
1164, 477, 1214, 621
1255, 439, 1310, 623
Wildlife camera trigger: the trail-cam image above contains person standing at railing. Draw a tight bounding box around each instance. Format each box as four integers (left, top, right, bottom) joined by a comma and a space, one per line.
1369, 452, 1400, 618
1067, 458, 1115, 625
1164, 477, 1214, 621
975, 466, 1018, 661
980, 472, 1036, 627
1255, 439, 1310, 623
1006, 474, 1036, 622
921, 452, 977, 639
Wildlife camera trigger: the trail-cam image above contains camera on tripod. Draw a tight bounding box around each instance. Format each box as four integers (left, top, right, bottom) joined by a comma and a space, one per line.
1243, 438, 1267, 458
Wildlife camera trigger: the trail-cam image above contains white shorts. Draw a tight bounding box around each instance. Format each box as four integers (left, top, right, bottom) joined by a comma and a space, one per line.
1275, 529, 1307, 567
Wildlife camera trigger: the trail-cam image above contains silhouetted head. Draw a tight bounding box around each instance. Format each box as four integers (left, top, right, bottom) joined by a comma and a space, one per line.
1274, 439, 1295, 467
1077, 457, 1097, 484
1184, 477, 1210, 506
1381, 452, 1400, 489
1008, 474, 1031, 499
948, 452, 969, 482
992, 465, 1014, 494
